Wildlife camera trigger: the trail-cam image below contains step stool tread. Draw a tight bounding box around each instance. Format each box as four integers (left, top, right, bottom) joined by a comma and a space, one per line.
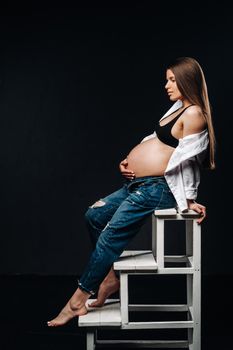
79, 299, 121, 327
154, 208, 177, 216
114, 250, 157, 271
154, 208, 200, 217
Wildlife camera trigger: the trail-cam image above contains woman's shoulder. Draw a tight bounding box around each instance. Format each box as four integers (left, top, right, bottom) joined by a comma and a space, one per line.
182, 105, 206, 129
182, 105, 207, 135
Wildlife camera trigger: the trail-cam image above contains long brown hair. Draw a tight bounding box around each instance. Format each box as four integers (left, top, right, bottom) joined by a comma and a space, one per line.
166, 57, 216, 169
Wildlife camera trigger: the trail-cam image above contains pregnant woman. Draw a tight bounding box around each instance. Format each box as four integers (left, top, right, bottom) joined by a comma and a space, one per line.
47, 57, 215, 326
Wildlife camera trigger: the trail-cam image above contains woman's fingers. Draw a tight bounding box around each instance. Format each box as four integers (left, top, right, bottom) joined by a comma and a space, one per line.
194, 205, 206, 224
121, 170, 135, 179
123, 174, 135, 179
121, 171, 135, 176
188, 202, 206, 224
197, 206, 206, 224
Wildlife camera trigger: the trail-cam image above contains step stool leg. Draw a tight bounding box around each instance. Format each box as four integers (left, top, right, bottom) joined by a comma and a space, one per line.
192, 220, 201, 350
156, 218, 164, 268
152, 214, 157, 257
186, 220, 193, 256
186, 220, 194, 348
86, 330, 95, 350
187, 274, 193, 348
120, 272, 129, 324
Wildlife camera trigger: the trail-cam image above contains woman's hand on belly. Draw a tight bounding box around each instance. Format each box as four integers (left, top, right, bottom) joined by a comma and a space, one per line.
119, 158, 135, 180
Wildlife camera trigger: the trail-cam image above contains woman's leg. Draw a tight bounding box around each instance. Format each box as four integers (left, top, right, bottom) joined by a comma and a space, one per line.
47, 183, 129, 326
48, 177, 176, 326
84, 185, 130, 306
78, 177, 176, 295
85, 183, 129, 247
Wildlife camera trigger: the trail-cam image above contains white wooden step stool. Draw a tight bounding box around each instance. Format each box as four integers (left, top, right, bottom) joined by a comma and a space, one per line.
79, 208, 201, 349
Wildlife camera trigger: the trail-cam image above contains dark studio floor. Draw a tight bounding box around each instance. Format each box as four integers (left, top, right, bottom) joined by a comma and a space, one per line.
1, 274, 232, 350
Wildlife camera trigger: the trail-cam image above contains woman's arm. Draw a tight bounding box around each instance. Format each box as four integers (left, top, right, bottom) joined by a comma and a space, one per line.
181, 108, 206, 203
182, 107, 207, 224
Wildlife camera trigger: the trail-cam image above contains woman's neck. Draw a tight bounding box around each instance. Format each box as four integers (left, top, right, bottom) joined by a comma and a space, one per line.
180, 99, 192, 108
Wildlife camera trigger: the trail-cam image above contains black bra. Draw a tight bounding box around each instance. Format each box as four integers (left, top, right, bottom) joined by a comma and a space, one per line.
155, 105, 194, 148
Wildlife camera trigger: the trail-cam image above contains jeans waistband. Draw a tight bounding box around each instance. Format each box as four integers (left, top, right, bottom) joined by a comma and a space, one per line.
125, 175, 166, 190
127, 175, 165, 183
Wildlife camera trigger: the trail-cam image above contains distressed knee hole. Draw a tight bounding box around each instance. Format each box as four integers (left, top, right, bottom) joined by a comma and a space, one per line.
89, 200, 106, 209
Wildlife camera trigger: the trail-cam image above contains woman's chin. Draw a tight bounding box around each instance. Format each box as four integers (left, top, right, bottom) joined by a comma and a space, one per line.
168, 95, 176, 101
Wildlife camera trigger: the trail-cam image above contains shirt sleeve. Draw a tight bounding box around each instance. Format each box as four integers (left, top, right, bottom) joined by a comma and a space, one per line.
181, 156, 200, 200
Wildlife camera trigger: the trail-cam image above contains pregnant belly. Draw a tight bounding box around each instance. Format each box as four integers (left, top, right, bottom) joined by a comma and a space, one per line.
127, 138, 174, 177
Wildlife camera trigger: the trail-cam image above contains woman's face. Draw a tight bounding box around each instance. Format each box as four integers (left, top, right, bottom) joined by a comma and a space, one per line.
165, 69, 183, 101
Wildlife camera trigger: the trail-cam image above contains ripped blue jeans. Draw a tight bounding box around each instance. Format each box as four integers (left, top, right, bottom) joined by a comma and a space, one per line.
78, 176, 176, 295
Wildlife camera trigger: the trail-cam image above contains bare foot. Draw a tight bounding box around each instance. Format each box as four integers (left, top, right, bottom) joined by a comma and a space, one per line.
47, 301, 87, 327
88, 278, 120, 307
47, 288, 90, 327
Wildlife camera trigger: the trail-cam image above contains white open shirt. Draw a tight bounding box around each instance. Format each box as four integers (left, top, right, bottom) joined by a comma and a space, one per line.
141, 100, 209, 212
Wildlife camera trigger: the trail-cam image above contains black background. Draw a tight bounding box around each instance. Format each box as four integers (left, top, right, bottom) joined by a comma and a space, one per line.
1, 2, 233, 349
0, 2, 232, 276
